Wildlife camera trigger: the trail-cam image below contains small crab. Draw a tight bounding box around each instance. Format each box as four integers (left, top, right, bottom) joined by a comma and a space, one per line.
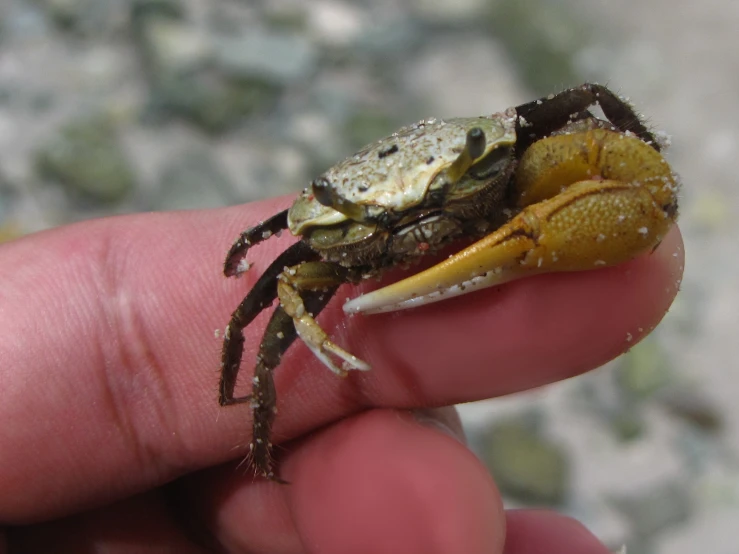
219, 83, 679, 480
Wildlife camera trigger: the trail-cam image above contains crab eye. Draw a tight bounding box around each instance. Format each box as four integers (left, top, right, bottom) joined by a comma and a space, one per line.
466, 127, 486, 161
311, 176, 375, 224
469, 145, 513, 180
312, 177, 335, 207
445, 127, 488, 185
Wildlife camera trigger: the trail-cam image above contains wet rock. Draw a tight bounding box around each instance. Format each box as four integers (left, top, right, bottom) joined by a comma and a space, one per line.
659, 491, 739, 554
151, 74, 278, 135
155, 149, 236, 210
401, 36, 524, 117
487, 0, 587, 93
481, 418, 569, 505
356, 19, 424, 56
263, 4, 308, 33
213, 30, 319, 85
616, 338, 673, 400
660, 387, 723, 433
289, 110, 337, 151
136, 17, 210, 77
130, 0, 184, 22
35, 115, 136, 204
574, 369, 648, 442
132, 1, 279, 134
610, 480, 694, 540
617, 536, 654, 554
344, 109, 398, 151
305, 0, 364, 47
39, 0, 125, 36
0, 171, 21, 241
609, 405, 647, 442
411, 0, 490, 23
687, 191, 731, 233
581, 339, 675, 443
1, 2, 49, 39
0, 169, 14, 217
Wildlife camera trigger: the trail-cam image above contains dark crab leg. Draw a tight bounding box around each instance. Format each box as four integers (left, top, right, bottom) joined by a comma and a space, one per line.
514, 83, 660, 155
248, 287, 338, 481
224, 209, 289, 277
247, 305, 294, 482
220, 241, 361, 480
219, 240, 319, 406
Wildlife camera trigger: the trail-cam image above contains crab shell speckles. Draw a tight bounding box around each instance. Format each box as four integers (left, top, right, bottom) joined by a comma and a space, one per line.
287, 109, 518, 235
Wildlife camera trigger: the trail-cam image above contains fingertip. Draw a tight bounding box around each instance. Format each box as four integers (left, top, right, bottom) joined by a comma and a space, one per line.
346, 225, 685, 403
285, 409, 505, 554
652, 224, 684, 300
504, 510, 611, 554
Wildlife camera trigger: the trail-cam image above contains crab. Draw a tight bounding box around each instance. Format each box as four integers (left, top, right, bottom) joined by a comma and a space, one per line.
219, 83, 679, 481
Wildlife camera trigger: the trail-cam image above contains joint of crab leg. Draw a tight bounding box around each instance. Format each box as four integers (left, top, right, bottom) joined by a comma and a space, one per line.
292, 314, 370, 373
323, 342, 371, 371
445, 126, 487, 183
224, 209, 289, 277
311, 177, 374, 224
277, 276, 371, 373
292, 317, 370, 373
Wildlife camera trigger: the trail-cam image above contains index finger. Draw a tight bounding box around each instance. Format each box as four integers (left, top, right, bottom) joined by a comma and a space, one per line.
0, 198, 683, 522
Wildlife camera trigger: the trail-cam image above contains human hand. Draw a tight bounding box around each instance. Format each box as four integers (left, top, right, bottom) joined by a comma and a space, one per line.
0, 196, 683, 553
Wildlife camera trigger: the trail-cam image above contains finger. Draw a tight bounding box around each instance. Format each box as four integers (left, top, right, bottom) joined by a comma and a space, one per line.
6, 492, 208, 554
0, 201, 298, 522
181, 408, 505, 554
0, 200, 683, 522
503, 510, 612, 554
354, 224, 684, 403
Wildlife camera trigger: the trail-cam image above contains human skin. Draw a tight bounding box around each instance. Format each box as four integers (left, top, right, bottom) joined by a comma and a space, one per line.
0, 196, 684, 553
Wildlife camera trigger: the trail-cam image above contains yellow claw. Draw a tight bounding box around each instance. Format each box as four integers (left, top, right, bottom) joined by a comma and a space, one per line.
343, 129, 679, 314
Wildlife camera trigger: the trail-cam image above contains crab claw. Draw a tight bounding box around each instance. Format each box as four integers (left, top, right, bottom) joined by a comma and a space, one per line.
342, 220, 532, 314
344, 129, 679, 315
342, 267, 516, 314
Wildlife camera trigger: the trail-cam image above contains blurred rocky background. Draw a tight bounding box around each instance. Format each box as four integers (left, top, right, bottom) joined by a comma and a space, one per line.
1, 0, 737, 552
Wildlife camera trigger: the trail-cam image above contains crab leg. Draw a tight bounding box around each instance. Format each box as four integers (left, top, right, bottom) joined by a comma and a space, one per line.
220, 241, 320, 406
220, 243, 344, 481
224, 209, 289, 277
514, 83, 659, 154
247, 288, 340, 481
278, 261, 369, 375
344, 129, 679, 314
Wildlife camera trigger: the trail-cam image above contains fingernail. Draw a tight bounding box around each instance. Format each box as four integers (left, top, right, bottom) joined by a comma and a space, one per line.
411, 407, 468, 444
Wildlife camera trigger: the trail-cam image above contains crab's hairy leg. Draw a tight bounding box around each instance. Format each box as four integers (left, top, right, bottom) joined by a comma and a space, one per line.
248, 306, 293, 482
514, 83, 659, 155
278, 261, 369, 375
224, 209, 289, 277
344, 129, 678, 314
249, 288, 337, 481
219, 240, 320, 406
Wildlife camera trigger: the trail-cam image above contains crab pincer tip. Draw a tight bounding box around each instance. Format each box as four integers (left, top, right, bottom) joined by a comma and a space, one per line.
343, 290, 425, 315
